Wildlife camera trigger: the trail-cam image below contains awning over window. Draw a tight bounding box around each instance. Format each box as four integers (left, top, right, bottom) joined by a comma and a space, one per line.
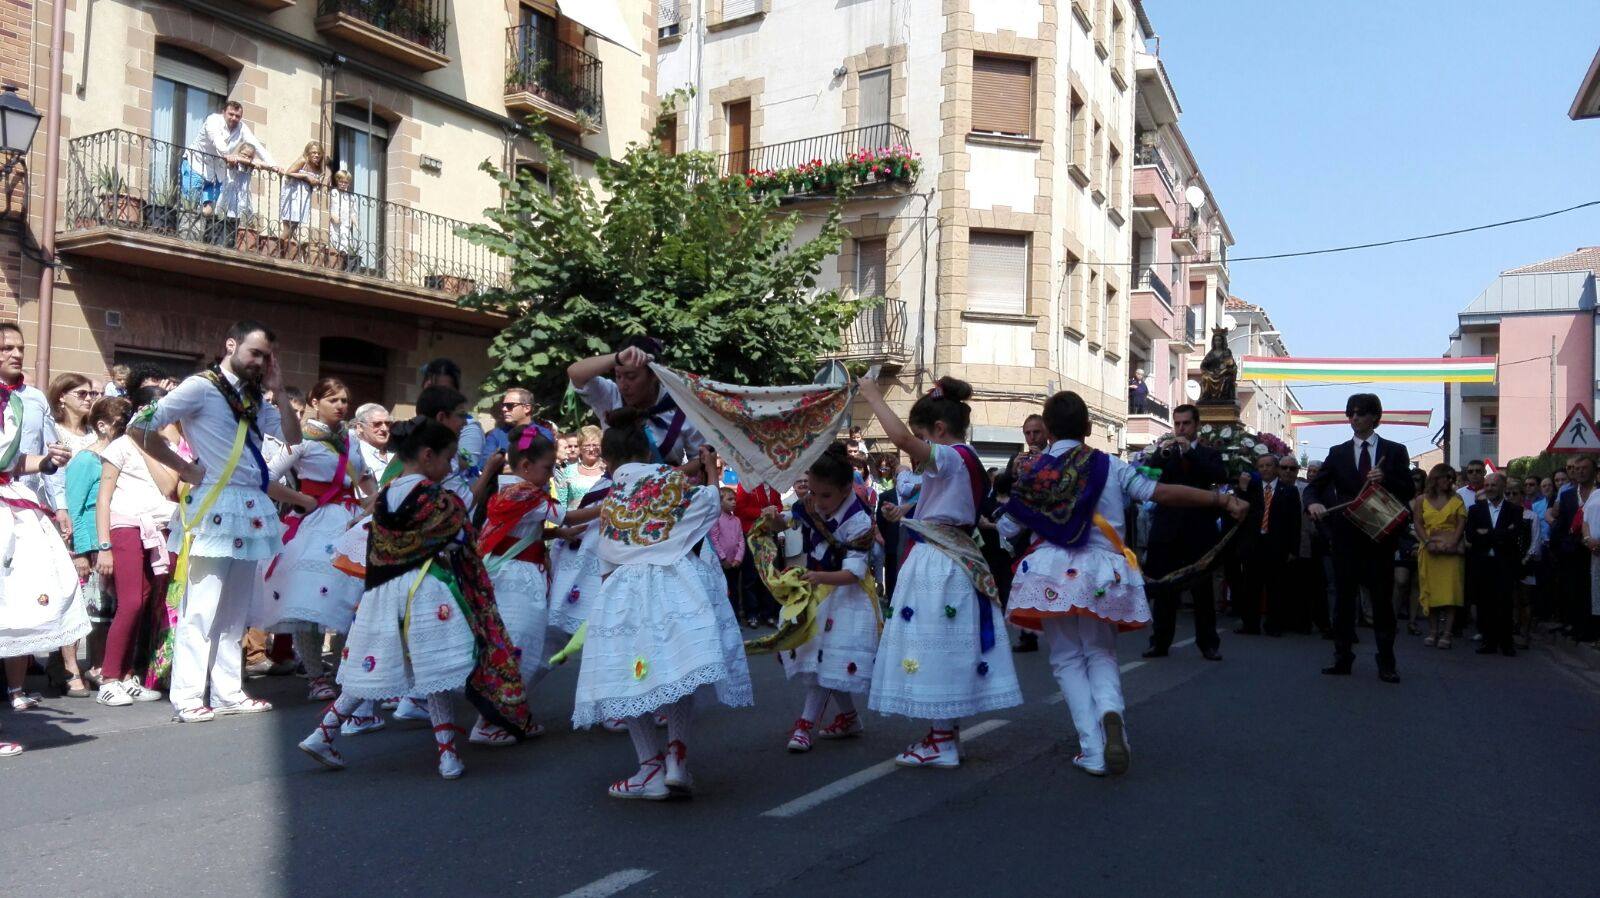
561, 1, 640, 56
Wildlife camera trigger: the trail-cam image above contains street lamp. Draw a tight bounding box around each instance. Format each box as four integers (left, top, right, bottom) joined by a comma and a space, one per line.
0, 85, 41, 178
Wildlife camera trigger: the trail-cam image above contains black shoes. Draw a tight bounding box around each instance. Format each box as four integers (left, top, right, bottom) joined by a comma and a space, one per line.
1378, 670, 1401, 684
1201, 648, 1223, 661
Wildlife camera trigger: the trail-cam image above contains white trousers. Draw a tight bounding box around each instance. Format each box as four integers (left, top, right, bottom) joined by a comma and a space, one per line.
1043, 615, 1125, 765
170, 555, 257, 711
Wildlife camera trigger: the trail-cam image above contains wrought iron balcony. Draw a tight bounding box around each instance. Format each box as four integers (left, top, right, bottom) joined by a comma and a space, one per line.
718, 124, 919, 197
1128, 393, 1171, 420
61, 129, 504, 323
316, 0, 449, 69
828, 298, 910, 367
1134, 264, 1172, 306
505, 28, 604, 127
1133, 143, 1171, 192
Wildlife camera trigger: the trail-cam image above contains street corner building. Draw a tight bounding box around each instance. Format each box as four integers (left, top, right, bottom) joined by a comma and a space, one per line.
1, 0, 658, 407
656, 0, 1238, 463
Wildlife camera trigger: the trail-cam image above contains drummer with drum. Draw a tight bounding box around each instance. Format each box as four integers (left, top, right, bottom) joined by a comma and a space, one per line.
1305, 393, 1418, 684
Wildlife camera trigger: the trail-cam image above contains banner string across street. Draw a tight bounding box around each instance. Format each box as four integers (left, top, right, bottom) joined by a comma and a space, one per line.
1240, 356, 1496, 383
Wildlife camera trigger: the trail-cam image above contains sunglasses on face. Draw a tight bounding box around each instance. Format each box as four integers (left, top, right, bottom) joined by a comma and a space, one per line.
498, 401, 528, 410
68, 389, 101, 400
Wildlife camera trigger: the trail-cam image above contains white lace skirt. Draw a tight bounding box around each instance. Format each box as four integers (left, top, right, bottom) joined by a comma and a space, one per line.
780, 581, 880, 694
1008, 543, 1150, 630
166, 485, 284, 561
491, 557, 551, 683
0, 489, 90, 656
571, 553, 753, 729
264, 502, 364, 633
547, 529, 601, 635
337, 569, 475, 699
868, 543, 1023, 720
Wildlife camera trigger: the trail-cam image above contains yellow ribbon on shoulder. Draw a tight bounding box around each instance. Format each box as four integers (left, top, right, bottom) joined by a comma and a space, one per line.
167, 419, 250, 613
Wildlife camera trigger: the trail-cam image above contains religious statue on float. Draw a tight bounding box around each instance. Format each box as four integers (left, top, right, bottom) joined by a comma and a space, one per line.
1199, 326, 1237, 403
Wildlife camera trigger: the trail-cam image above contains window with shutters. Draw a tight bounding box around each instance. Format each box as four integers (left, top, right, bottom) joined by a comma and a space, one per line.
1105, 283, 1121, 356
1108, 144, 1123, 210
858, 67, 892, 146
967, 232, 1029, 315
971, 55, 1033, 138
1087, 269, 1102, 345
723, 0, 761, 20
658, 114, 677, 156
1068, 91, 1088, 181
854, 238, 887, 299
152, 46, 229, 182
725, 100, 752, 172
1064, 252, 1086, 335
1090, 120, 1105, 198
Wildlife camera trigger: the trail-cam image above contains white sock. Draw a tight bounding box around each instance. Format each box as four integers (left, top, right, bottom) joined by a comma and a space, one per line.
664, 699, 693, 750
624, 714, 665, 764
313, 693, 363, 743
427, 691, 456, 750
800, 685, 829, 724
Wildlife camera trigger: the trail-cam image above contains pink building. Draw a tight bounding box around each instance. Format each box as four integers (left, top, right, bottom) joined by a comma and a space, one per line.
1447, 248, 1600, 466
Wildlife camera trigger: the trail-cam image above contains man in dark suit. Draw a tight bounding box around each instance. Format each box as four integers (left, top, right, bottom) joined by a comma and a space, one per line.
1305, 393, 1417, 683
1238, 453, 1302, 636
1143, 404, 1228, 660
1465, 472, 1529, 656
1551, 454, 1597, 641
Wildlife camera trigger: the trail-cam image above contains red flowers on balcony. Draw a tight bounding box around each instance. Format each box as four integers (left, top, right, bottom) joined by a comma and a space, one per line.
728, 145, 921, 196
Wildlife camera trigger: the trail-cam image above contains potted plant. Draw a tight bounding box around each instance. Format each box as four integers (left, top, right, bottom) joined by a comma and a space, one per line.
94, 168, 143, 226
143, 181, 181, 234
424, 271, 476, 295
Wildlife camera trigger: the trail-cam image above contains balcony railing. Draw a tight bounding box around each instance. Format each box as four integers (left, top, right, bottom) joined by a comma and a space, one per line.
1134, 264, 1172, 306
64, 129, 503, 299
1128, 394, 1171, 420
832, 298, 909, 363
1183, 305, 1203, 345
718, 124, 918, 196
505, 28, 604, 124
317, 0, 448, 54
1133, 143, 1172, 194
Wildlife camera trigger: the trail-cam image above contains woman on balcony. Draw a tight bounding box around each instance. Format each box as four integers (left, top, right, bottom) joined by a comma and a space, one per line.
279, 142, 329, 258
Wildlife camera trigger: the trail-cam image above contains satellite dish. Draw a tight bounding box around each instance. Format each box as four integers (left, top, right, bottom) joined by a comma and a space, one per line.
1222, 314, 1238, 330
1185, 379, 1201, 401
1184, 185, 1207, 209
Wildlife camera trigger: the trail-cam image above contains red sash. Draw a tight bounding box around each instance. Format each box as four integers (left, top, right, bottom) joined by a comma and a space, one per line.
478, 482, 556, 568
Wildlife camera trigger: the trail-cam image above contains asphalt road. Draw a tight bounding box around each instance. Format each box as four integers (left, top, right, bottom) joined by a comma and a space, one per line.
4, 618, 1598, 898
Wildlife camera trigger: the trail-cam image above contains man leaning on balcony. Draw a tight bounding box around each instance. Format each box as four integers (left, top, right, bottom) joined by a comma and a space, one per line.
182, 100, 279, 214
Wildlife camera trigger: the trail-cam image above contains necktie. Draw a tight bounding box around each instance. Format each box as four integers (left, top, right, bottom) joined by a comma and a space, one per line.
1261, 484, 1273, 534
1358, 441, 1371, 479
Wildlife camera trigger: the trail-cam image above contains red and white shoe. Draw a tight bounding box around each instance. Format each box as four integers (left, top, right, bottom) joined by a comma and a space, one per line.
1071, 753, 1107, 777
664, 739, 693, 798
299, 703, 348, 770
817, 711, 863, 740
786, 718, 815, 753
435, 724, 466, 779
469, 720, 517, 747
894, 728, 960, 768
340, 713, 386, 736
0, 741, 20, 757
213, 698, 273, 716
609, 753, 670, 800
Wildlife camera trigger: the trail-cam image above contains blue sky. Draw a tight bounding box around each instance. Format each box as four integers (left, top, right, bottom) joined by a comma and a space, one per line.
1147, 0, 1600, 459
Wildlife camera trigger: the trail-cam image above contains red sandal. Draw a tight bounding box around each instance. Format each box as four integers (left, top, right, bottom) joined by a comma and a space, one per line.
609, 753, 669, 800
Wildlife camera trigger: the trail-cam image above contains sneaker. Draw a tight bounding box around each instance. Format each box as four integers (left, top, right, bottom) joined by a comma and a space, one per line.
212, 698, 273, 716
306, 677, 337, 702
817, 711, 863, 740
0, 740, 21, 757
608, 754, 669, 800
340, 714, 386, 736
1072, 753, 1108, 776
244, 660, 273, 679
786, 718, 814, 753
172, 706, 216, 723
122, 679, 163, 703
895, 729, 960, 768
96, 681, 133, 707
298, 736, 346, 770
1102, 711, 1130, 776
664, 739, 693, 797
393, 697, 431, 721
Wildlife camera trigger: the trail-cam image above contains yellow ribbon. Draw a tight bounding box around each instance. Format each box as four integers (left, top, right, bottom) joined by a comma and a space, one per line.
167, 419, 250, 612
1093, 513, 1141, 571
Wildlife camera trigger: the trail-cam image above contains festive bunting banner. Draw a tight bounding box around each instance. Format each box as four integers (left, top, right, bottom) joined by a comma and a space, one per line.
1240, 356, 1495, 383
1290, 409, 1433, 427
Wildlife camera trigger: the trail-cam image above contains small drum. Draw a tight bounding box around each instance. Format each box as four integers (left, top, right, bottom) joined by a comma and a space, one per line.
1342, 482, 1409, 542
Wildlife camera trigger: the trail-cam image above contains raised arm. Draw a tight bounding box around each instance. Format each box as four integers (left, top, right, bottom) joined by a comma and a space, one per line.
568, 345, 649, 390
856, 376, 931, 470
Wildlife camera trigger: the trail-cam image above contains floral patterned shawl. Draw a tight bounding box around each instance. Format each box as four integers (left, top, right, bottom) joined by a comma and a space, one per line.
368, 479, 533, 739
1002, 444, 1111, 549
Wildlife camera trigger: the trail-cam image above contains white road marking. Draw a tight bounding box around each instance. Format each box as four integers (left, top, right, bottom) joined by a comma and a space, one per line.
556, 869, 656, 898
1041, 637, 1192, 704
760, 718, 1012, 818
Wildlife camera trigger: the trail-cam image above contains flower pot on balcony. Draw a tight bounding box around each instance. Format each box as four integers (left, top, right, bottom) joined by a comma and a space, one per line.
90, 194, 144, 228
279, 237, 308, 264
256, 234, 282, 258
142, 202, 178, 234
234, 225, 262, 253
425, 274, 476, 296
322, 248, 350, 272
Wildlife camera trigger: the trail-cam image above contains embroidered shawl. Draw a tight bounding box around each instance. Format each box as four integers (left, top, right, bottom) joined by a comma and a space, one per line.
477, 481, 557, 558
596, 463, 718, 566
1002, 444, 1111, 549
367, 480, 533, 739
648, 364, 853, 493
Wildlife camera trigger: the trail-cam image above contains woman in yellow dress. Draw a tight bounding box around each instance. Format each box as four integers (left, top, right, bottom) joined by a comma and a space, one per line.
1412, 463, 1466, 649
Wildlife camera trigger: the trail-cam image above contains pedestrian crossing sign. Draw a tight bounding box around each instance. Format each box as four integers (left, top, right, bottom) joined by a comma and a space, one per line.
1546, 404, 1599, 454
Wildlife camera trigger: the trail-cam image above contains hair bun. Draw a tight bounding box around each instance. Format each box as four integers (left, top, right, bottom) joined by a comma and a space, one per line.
936, 376, 973, 404
605, 406, 645, 431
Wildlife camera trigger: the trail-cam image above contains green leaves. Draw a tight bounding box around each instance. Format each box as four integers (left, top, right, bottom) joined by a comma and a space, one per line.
462, 96, 863, 427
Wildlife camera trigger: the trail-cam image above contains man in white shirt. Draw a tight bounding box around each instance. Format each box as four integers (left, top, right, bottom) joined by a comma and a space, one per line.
182, 100, 278, 214
566, 338, 706, 468
1457, 459, 1486, 510
129, 320, 301, 722
0, 327, 68, 534
352, 402, 392, 483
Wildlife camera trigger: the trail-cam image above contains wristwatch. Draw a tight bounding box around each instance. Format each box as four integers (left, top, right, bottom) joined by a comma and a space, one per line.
97, 541, 113, 552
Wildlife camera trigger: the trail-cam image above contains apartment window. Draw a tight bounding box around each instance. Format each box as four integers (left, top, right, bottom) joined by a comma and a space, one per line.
1111, 6, 1127, 70
518, 5, 559, 61
1087, 269, 1102, 343
1105, 283, 1121, 355
331, 103, 389, 271
1480, 413, 1498, 434
152, 46, 228, 182
1479, 335, 1499, 357
859, 67, 892, 145
1090, 120, 1105, 194
658, 114, 677, 156
724, 0, 761, 19
1065, 252, 1085, 333
854, 237, 887, 298
1108, 144, 1122, 206
1069, 91, 1088, 172
971, 55, 1033, 137
725, 99, 752, 171
967, 232, 1028, 315
658, 0, 681, 38
514, 161, 552, 196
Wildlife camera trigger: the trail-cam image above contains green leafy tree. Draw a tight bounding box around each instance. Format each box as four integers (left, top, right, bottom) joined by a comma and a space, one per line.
460, 98, 867, 428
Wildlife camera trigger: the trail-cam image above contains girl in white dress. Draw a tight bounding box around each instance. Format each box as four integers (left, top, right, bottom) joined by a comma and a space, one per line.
327, 170, 359, 271
574, 408, 753, 800
857, 375, 1023, 769
298, 418, 534, 779
0, 387, 85, 755
278, 141, 327, 250
770, 443, 881, 752
1001, 392, 1247, 776
262, 378, 375, 704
